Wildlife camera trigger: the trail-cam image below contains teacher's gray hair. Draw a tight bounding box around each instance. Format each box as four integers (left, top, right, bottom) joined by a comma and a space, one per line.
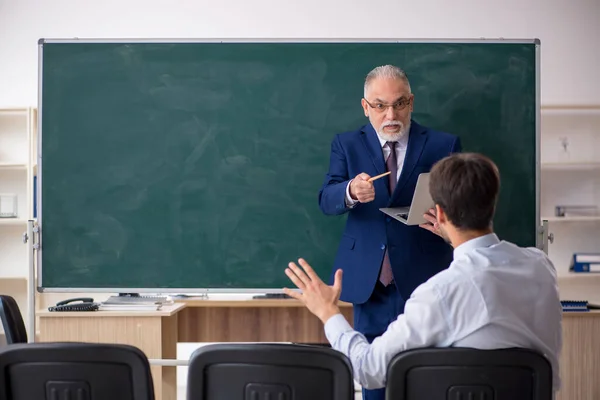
364, 65, 411, 97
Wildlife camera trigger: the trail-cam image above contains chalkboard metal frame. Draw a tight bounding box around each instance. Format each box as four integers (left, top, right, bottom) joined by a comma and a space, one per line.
36, 38, 542, 293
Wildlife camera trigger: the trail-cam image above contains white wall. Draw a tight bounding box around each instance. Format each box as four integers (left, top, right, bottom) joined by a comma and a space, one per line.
0, 0, 599, 107
1, 0, 599, 301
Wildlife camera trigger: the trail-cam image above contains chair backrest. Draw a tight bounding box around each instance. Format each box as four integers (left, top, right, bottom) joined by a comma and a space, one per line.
187, 343, 354, 400
386, 347, 553, 400
0, 342, 155, 400
0, 295, 27, 344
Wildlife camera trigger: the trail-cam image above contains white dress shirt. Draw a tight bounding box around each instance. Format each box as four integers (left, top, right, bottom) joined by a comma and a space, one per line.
324, 233, 562, 391
345, 133, 409, 206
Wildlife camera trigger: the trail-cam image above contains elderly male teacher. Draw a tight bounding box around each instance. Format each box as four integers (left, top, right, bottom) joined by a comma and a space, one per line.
316, 65, 461, 400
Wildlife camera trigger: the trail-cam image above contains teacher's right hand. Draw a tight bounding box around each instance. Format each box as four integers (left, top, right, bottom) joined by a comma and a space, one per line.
349, 173, 375, 203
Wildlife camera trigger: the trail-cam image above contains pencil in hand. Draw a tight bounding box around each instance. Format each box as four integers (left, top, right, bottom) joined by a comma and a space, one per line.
367, 171, 391, 182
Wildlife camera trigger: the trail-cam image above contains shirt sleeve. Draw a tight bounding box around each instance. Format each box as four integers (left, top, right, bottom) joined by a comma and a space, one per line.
324, 283, 453, 389
344, 180, 358, 208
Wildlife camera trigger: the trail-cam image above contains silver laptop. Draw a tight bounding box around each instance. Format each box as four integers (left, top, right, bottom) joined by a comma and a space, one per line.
380, 173, 433, 225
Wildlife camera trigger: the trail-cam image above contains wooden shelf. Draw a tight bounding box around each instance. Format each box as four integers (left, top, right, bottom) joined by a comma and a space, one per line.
0, 218, 27, 226
541, 162, 600, 171
541, 105, 600, 116
542, 216, 600, 222
0, 276, 27, 281
0, 162, 27, 170
0, 107, 36, 341
542, 104, 600, 109
558, 273, 600, 281
0, 108, 29, 115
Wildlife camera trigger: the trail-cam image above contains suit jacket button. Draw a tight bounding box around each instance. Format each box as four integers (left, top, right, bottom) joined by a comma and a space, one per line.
380, 244, 385, 250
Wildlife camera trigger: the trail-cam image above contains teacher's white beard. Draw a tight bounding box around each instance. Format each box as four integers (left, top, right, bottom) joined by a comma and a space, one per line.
377, 119, 411, 142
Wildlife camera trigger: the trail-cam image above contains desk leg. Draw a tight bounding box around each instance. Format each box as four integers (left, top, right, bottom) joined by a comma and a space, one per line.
38, 315, 178, 400
160, 314, 178, 400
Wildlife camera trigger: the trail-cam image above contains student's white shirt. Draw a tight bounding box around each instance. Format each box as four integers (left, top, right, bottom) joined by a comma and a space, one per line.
324, 233, 562, 391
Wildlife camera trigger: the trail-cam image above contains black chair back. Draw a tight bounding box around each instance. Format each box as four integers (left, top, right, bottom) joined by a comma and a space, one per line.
0, 295, 27, 344
386, 347, 553, 400
0, 342, 155, 400
187, 343, 354, 400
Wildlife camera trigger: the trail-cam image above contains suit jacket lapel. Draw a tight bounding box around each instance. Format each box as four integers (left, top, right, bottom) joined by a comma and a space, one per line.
391, 120, 428, 202
360, 124, 386, 176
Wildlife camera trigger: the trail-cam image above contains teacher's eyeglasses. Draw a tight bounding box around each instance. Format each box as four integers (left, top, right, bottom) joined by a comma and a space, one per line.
364, 97, 412, 113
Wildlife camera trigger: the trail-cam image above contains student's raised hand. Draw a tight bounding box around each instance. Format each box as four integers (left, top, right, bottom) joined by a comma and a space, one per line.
349, 173, 375, 203
283, 258, 342, 324
419, 207, 443, 238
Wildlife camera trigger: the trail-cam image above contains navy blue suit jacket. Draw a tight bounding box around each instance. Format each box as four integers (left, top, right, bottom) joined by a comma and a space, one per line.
318, 120, 461, 304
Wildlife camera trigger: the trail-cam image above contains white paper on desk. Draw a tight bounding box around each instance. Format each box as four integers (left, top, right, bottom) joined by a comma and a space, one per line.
104, 295, 171, 305
99, 304, 161, 311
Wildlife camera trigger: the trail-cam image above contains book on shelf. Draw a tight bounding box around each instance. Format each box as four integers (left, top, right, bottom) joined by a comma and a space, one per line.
570, 253, 600, 273
555, 205, 598, 218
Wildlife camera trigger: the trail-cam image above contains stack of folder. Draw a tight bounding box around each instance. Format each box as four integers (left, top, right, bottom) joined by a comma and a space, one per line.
560, 300, 589, 312
99, 295, 172, 311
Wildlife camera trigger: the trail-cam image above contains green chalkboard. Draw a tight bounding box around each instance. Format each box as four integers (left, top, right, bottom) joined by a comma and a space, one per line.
39, 40, 539, 291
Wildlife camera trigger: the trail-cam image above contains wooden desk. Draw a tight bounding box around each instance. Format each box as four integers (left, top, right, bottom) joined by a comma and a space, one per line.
38, 303, 183, 400
37, 302, 600, 400
37, 299, 349, 400
177, 299, 353, 343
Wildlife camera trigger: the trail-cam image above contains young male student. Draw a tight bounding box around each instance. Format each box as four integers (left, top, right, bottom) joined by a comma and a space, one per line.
284, 152, 562, 393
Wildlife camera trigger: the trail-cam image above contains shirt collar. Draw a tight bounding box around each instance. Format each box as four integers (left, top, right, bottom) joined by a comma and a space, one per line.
453, 233, 500, 260
376, 131, 409, 149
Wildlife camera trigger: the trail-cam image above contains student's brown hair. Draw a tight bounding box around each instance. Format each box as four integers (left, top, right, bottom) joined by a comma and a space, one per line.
429, 153, 500, 231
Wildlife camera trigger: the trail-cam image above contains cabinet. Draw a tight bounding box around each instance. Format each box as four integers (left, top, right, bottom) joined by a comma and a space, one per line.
0, 107, 37, 340
540, 105, 600, 299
